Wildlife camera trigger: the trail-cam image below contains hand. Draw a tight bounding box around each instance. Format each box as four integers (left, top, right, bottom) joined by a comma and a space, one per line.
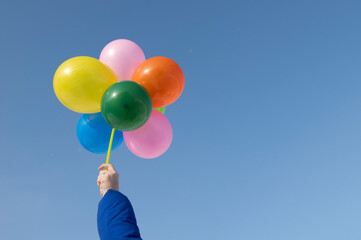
97, 164, 119, 197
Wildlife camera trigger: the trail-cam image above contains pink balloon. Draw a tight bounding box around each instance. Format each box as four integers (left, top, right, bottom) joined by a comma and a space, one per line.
124, 110, 173, 159
99, 39, 145, 81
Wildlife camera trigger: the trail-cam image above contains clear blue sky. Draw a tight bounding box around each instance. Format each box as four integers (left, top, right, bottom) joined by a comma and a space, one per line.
1, 0, 361, 239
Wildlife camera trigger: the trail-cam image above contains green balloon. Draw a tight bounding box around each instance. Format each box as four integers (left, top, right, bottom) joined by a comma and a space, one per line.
154, 107, 166, 114
101, 81, 152, 131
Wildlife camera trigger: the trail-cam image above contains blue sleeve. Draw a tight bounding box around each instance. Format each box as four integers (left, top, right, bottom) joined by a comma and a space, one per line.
97, 189, 142, 240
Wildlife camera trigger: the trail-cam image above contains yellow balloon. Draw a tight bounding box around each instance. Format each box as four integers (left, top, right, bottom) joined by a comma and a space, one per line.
53, 56, 118, 113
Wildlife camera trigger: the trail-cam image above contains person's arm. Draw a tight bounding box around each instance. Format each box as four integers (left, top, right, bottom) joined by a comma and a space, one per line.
97, 164, 142, 240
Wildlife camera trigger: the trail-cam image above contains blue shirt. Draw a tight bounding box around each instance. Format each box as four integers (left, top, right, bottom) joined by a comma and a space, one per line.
97, 190, 142, 240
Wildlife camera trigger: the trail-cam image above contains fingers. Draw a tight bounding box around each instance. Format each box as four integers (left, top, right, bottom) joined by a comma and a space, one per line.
97, 175, 102, 187
97, 170, 110, 187
97, 173, 105, 186
97, 164, 119, 194
97, 171, 108, 184
98, 164, 116, 172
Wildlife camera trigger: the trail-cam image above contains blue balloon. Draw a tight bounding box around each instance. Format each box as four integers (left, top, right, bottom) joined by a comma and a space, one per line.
77, 113, 123, 154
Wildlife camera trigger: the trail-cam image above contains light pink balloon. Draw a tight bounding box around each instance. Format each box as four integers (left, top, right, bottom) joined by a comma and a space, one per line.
99, 39, 145, 81
124, 110, 173, 159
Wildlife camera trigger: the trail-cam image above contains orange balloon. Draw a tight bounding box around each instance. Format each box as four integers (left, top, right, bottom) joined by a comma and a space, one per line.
132, 56, 184, 108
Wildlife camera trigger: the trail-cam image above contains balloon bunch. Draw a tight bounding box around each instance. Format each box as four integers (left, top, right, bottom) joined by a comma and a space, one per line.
53, 39, 184, 160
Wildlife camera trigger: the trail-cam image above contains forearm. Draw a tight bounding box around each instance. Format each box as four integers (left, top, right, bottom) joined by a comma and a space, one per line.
97, 190, 142, 240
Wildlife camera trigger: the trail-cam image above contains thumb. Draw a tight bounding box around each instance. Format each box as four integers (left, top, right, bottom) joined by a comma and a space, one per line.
98, 164, 116, 172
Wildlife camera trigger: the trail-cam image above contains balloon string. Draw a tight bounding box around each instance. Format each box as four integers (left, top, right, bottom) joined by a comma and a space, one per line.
106, 128, 115, 164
